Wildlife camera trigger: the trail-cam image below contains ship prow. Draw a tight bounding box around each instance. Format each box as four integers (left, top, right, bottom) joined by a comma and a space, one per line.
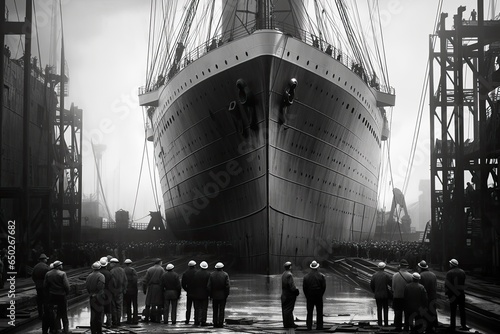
139, 1, 396, 273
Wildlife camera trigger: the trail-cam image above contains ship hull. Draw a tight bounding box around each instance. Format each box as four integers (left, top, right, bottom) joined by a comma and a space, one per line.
150, 31, 383, 273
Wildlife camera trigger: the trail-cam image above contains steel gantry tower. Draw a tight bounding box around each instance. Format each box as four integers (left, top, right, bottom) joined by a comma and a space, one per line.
429, 2, 500, 273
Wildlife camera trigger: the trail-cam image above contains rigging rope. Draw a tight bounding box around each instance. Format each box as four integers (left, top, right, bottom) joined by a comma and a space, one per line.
401, 0, 443, 195
91, 141, 115, 222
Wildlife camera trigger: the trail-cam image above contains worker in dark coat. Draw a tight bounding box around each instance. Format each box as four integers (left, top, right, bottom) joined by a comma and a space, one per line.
404, 272, 428, 332
86, 261, 105, 334
303, 260, 326, 330
207, 262, 230, 328
191, 261, 210, 326
392, 259, 412, 331
109, 257, 127, 326
123, 259, 138, 324
370, 261, 392, 327
181, 260, 197, 324
445, 258, 467, 331
43, 260, 70, 334
281, 261, 299, 329
32, 254, 50, 319
161, 263, 181, 324
143, 258, 165, 322
418, 260, 438, 332
98, 257, 114, 327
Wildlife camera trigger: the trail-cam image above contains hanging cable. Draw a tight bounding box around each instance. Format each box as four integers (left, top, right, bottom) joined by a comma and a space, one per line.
401, 0, 443, 195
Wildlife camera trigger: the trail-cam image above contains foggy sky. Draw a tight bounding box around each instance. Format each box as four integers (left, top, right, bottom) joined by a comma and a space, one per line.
4, 0, 490, 226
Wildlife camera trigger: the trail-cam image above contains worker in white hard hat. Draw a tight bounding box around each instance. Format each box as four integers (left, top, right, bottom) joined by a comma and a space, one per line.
403, 272, 427, 332
123, 259, 138, 324
161, 263, 181, 324
86, 262, 105, 334
370, 262, 392, 327
191, 261, 210, 326
303, 261, 326, 330
181, 260, 197, 324
109, 258, 127, 326
418, 260, 438, 332
207, 262, 230, 328
98, 256, 113, 327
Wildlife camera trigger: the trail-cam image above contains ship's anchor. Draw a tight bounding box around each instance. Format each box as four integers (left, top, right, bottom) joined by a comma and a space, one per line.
279, 78, 298, 127
229, 79, 257, 136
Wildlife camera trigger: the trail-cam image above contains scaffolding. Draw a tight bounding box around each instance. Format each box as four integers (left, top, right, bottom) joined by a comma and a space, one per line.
429, 1, 500, 273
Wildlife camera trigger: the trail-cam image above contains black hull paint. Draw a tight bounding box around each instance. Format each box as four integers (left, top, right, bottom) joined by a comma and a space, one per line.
149, 31, 383, 273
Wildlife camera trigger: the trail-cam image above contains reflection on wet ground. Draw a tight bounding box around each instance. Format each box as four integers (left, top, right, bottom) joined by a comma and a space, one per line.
22, 271, 477, 333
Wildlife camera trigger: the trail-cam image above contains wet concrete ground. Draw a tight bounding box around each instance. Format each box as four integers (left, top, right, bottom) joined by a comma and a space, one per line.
21, 270, 490, 333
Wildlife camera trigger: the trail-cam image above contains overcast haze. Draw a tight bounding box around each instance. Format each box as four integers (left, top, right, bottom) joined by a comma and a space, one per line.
4, 0, 493, 228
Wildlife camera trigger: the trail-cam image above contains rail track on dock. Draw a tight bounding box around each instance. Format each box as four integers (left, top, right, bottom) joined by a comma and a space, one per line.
326, 257, 500, 331
0, 255, 209, 334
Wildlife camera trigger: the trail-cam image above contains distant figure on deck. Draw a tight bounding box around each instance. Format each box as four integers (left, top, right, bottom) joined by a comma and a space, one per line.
325, 44, 333, 56
404, 272, 427, 333
192, 261, 210, 326
208, 262, 230, 328
370, 261, 392, 327
471, 9, 477, 21
143, 258, 165, 322
161, 263, 181, 324
392, 259, 412, 331
418, 260, 438, 332
86, 261, 105, 334
182, 260, 197, 324
281, 261, 299, 329
303, 260, 326, 330
445, 258, 468, 332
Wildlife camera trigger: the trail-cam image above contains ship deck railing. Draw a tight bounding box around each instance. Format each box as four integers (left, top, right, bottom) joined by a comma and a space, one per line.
139, 20, 395, 99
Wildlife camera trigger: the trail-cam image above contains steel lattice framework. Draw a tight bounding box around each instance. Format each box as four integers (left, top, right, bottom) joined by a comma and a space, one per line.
429, 2, 500, 273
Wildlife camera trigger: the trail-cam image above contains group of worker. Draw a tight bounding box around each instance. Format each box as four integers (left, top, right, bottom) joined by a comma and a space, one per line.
141, 258, 230, 329
370, 258, 468, 333
34, 255, 230, 334
280, 260, 327, 330
33, 253, 469, 333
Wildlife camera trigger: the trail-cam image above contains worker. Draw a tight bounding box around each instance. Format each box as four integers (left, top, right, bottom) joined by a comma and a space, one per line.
98, 257, 114, 328
86, 261, 105, 334
192, 261, 210, 326
445, 259, 468, 331
143, 258, 165, 322
418, 260, 438, 332
404, 272, 427, 332
161, 263, 181, 324
43, 260, 70, 334
123, 259, 139, 324
303, 260, 326, 330
208, 262, 230, 328
109, 258, 127, 326
32, 254, 50, 319
392, 259, 412, 331
281, 261, 299, 329
370, 261, 392, 327
181, 260, 197, 324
